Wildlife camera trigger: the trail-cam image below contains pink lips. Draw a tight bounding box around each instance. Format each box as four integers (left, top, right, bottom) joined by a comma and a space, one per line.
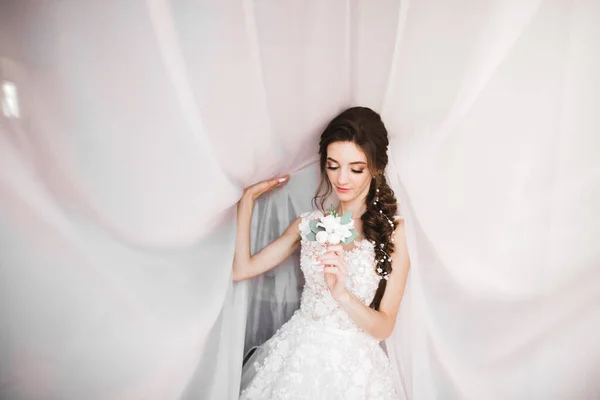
335, 186, 351, 193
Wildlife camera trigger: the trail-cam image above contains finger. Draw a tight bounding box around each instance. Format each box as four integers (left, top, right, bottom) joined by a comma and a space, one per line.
323, 266, 340, 276
325, 244, 344, 256
269, 176, 290, 192
317, 256, 342, 266
319, 252, 345, 261
258, 177, 288, 196
338, 263, 348, 277
324, 249, 343, 258
257, 181, 275, 195
278, 175, 290, 183
274, 175, 289, 185
318, 257, 344, 268
269, 178, 281, 188
326, 258, 347, 276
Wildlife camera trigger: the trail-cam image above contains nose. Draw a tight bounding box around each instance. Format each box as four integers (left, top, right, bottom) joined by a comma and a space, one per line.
337, 169, 350, 186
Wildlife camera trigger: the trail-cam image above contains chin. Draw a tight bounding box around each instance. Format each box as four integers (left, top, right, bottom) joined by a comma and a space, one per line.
336, 192, 355, 202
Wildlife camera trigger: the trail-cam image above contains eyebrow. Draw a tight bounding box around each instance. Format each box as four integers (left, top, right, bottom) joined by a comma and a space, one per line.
327, 157, 367, 166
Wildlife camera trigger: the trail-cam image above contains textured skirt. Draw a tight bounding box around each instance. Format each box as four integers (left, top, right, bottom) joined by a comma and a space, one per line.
239, 311, 398, 400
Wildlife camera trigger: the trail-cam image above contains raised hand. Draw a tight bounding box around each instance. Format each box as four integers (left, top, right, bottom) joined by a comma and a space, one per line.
243, 175, 290, 201
316, 244, 349, 301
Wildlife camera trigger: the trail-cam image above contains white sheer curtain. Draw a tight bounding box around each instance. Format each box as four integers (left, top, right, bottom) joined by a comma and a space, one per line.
1, 1, 599, 399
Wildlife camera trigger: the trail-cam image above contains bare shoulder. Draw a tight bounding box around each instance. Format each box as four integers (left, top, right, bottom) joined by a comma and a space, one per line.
392, 217, 408, 257
288, 216, 302, 230
394, 216, 406, 237
282, 216, 303, 240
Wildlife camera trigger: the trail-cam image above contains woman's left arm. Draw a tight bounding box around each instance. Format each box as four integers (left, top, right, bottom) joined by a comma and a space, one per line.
317, 220, 410, 341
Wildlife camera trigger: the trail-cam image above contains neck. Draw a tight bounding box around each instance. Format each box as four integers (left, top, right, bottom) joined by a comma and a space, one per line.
337, 198, 367, 218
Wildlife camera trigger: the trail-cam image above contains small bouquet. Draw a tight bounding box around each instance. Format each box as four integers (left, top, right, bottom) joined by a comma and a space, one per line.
305, 205, 359, 245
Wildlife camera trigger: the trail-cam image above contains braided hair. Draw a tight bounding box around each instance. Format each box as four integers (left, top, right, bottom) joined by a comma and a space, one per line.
312, 106, 399, 310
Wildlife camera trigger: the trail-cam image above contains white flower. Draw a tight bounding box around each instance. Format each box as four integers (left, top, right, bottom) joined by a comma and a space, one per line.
317, 215, 341, 233
334, 225, 352, 239
316, 230, 329, 244
327, 232, 341, 245
305, 208, 357, 245
347, 219, 355, 229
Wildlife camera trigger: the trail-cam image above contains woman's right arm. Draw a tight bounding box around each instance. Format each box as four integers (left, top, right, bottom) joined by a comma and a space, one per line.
232, 175, 302, 282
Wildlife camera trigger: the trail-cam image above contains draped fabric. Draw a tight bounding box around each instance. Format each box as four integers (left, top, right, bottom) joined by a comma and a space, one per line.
1, 1, 599, 399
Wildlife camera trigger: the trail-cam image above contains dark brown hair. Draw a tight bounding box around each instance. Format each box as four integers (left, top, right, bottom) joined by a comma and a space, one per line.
312, 106, 398, 310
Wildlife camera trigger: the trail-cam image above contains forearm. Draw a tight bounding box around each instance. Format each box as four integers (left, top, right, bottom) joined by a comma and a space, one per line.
335, 291, 394, 341
232, 194, 254, 280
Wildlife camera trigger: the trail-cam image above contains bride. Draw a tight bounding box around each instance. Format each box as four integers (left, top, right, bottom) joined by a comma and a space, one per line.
233, 107, 410, 399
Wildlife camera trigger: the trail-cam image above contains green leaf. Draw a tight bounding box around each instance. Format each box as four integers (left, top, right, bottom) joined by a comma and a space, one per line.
340, 211, 352, 225
342, 229, 360, 245
310, 219, 320, 233
329, 204, 337, 217
306, 231, 316, 241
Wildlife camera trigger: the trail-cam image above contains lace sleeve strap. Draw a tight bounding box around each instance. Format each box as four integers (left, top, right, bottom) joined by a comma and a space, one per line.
298, 210, 323, 238
298, 211, 314, 238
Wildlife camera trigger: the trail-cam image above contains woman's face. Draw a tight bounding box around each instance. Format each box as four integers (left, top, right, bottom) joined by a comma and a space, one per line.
325, 141, 373, 204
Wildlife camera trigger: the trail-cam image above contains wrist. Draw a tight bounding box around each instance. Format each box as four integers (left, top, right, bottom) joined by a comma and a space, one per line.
334, 289, 352, 305
241, 190, 257, 203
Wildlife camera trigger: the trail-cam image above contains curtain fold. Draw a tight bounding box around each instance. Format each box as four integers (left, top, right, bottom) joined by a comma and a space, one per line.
1, 1, 599, 399
379, 0, 600, 398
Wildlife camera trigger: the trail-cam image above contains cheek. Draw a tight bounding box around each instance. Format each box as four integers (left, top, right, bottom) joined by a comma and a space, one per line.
354, 173, 371, 190
326, 169, 336, 182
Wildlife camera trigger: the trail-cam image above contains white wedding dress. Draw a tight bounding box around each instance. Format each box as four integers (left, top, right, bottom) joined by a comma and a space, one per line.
239, 211, 398, 400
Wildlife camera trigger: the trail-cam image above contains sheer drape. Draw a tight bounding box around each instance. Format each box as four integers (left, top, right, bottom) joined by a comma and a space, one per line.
1, 1, 599, 399
381, 1, 600, 397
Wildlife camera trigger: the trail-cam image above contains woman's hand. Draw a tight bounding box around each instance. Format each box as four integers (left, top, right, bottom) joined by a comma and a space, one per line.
317, 244, 349, 302
243, 175, 290, 201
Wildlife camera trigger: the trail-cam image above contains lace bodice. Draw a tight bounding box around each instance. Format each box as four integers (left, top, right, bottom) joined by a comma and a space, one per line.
239, 210, 399, 399
297, 210, 380, 332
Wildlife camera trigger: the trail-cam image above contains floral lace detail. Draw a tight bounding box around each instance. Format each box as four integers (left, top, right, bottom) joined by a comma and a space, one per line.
298, 211, 380, 332
239, 211, 397, 399
239, 313, 397, 400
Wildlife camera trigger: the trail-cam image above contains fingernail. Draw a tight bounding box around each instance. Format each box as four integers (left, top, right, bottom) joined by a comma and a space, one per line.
278, 177, 287, 183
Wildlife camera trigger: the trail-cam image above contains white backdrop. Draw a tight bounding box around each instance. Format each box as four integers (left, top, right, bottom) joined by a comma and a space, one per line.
1, 1, 599, 399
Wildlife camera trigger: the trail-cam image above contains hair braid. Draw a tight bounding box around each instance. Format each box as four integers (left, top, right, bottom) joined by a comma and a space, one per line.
362, 174, 398, 310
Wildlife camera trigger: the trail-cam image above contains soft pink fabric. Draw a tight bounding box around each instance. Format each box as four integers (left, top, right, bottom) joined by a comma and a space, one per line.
0, 1, 598, 399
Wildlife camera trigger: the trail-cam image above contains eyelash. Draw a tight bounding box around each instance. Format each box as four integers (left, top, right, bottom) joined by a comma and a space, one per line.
326, 166, 364, 174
